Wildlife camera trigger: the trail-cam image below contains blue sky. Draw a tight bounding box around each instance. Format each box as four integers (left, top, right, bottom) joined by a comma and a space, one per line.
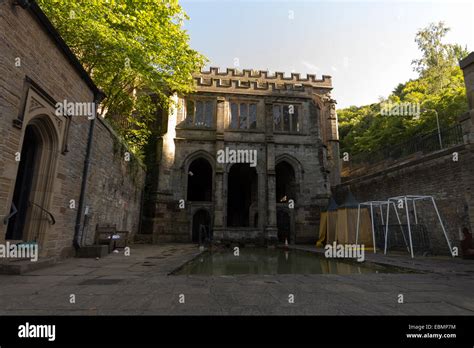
180, 0, 474, 108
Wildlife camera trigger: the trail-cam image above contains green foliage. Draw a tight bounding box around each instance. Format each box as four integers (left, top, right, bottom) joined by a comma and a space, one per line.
338, 22, 469, 156
37, 0, 207, 154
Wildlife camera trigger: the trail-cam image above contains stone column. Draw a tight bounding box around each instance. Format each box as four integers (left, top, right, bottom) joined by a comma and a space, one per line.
264, 101, 277, 243
327, 99, 341, 186
257, 170, 266, 230
213, 97, 226, 241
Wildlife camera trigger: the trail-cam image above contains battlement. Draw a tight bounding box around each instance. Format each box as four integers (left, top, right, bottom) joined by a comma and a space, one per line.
193, 67, 332, 93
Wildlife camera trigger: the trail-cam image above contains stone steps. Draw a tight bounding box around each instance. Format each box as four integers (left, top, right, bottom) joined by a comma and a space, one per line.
0, 257, 56, 275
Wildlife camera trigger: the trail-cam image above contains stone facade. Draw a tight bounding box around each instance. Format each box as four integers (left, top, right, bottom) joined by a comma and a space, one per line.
145, 68, 340, 244
0, 1, 145, 259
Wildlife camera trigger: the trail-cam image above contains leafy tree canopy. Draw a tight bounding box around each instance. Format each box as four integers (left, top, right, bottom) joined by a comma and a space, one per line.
338, 22, 469, 156
38, 0, 207, 155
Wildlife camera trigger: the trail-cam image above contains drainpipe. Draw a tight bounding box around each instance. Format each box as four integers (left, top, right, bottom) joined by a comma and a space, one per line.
73, 92, 105, 250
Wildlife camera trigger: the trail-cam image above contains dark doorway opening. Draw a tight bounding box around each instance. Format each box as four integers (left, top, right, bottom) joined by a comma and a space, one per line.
277, 210, 291, 243
6, 126, 39, 240
275, 161, 296, 203
192, 209, 211, 243
253, 213, 259, 228
227, 164, 257, 227
187, 158, 212, 201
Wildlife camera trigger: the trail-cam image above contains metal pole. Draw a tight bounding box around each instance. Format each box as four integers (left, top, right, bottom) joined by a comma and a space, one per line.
431, 197, 454, 257
384, 201, 390, 255
413, 200, 418, 224
370, 203, 376, 253
405, 197, 414, 258
392, 202, 409, 252
355, 204, 361, 245
379, 204, 384, 225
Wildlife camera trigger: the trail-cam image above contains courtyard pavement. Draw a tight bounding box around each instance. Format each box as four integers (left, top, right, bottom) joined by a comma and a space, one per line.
0, 244, 473, 315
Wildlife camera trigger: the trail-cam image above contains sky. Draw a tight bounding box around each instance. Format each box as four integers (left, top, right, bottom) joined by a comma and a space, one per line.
180, 0, 474, 108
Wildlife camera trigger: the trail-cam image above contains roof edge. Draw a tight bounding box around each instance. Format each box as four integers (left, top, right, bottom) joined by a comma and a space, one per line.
28, 1, 105, 101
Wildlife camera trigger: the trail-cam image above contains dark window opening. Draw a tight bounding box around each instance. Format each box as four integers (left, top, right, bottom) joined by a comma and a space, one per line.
186, 99, 214, 127
230, 102, 257, 129
273, 104, 300, 132
187, 158, 213, 201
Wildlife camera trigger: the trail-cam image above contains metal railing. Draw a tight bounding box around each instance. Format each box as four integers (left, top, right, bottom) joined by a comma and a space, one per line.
29, 201, 56, 225
349, 124, 464, 165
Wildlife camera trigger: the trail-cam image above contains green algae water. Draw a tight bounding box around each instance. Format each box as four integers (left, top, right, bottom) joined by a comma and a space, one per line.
171, 248, 416, 275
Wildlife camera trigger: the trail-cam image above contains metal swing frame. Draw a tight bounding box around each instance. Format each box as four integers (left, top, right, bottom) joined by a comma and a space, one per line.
384, 195, 454, 258
356, 200, 409, 254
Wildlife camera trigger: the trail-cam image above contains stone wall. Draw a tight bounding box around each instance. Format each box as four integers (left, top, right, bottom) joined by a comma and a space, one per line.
80, 119, 146, 247
0, 1, 145, 259
336, 140, 473, 255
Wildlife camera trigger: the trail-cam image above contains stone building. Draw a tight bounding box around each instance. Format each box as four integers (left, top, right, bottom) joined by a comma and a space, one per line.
0, 1, 145, 262
145, 68, 340, 244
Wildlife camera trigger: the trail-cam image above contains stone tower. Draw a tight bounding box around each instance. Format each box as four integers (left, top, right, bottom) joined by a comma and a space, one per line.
143, 68, 340, 244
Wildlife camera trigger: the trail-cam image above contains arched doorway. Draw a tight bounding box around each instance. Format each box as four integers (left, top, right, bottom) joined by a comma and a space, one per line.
6, 116, 58, 243
187, 158, 212, 201
277, 210, 291, 243
6, 125, 39, 240
275, 160, 298, 243
275, 161, 296, 203
192, 209, 211, 243
227, 164, 257, 227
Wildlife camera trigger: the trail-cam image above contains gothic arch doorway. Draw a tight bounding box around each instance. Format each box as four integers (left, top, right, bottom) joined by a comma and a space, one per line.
6, 125, 38, 240
6, 116, 59, 245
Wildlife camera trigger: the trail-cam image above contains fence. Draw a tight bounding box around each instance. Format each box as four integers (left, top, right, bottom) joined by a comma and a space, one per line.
349, 124, 464, 165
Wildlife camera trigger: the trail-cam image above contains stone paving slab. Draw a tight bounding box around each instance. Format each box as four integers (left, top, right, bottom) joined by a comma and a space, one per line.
0, 244, 472, 315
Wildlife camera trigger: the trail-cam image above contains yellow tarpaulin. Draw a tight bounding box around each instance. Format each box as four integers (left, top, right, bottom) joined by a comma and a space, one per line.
317, 194, 375, 250
327, 209, 338, 244
316, 211, 327, 248
335, 192, 374, 249
316, 197, 339, 247
335, 207, 373, 248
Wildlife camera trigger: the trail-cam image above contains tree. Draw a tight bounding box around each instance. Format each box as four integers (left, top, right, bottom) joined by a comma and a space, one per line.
37, 0, 207, 155
338, 22, 469, 157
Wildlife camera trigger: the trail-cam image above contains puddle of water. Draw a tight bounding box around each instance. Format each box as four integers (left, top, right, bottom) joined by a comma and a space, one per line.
171, 248, 416, 276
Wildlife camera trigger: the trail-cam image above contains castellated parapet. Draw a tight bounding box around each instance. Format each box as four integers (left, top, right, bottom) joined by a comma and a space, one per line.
193, 67, 332, 96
